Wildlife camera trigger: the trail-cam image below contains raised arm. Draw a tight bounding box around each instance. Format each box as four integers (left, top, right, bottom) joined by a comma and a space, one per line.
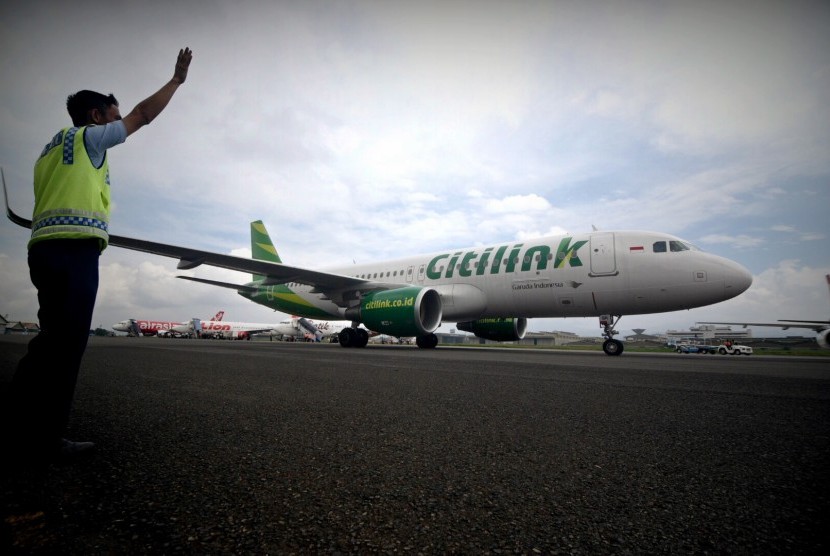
121, 48, 193, 136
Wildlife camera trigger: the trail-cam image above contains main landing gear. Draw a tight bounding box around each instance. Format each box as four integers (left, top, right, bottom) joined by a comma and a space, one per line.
339, 325, 369, 348
415, 333, 438, 349
600, 314, 624, 356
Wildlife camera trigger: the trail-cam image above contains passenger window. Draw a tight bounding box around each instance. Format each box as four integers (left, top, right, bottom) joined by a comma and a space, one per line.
653, 241, 667, 253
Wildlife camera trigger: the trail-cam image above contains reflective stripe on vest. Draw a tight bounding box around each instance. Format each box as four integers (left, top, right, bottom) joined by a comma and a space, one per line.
31, 208, 109, 241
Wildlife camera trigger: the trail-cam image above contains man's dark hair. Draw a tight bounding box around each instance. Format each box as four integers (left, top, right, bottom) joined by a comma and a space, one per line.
66, 90, 119, 126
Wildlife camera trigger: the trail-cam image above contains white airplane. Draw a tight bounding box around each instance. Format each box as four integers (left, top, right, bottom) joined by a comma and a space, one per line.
368, 334, 401, 345
268, 316, 363, 342
4, 176, 752, 355
113, 310, 224, 336
170, 220, 752, 355
266, 316, 323, 341
171, 316, 282, 340
698, 274, 830, 349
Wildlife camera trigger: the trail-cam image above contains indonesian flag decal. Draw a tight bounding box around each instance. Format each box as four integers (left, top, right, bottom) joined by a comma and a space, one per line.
630, 245, 644, 252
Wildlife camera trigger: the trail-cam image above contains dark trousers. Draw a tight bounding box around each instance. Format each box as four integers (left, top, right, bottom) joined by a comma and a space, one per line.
12, 239, 100, 451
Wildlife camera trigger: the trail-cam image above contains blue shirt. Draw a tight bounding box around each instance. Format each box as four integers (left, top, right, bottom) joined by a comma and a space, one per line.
84, 121, 127, 168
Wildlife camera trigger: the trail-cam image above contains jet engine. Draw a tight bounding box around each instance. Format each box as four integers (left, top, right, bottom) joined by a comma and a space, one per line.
817, 328, 830, 350
345, 286, 442, 337
457, 317, 528, 342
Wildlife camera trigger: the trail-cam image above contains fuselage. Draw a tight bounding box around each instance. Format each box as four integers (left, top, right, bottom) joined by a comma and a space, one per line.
171, 320, 280, 339
112, 319, 182, 336
113, 311, 224, 336
270, 318, 353, 340
241, 230, 753, 323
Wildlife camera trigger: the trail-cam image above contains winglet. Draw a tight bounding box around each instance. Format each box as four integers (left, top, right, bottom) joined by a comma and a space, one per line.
2, 167, 32, 229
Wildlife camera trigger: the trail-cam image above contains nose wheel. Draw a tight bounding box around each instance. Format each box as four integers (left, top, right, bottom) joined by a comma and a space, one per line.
600, 315, 624, 356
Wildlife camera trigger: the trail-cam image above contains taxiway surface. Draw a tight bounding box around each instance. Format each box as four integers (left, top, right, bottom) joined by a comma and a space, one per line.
1, 336, 828, 553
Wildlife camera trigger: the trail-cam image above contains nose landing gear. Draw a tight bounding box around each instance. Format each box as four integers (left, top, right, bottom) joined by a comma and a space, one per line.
600, 314, 624, 356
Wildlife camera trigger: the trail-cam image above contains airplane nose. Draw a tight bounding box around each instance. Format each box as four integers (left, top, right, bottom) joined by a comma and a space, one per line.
724, 261, 753, 297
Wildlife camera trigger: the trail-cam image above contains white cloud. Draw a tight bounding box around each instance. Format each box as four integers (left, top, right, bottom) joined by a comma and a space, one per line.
694, 260, 830, 325
698, 234, 764, 248
482, 194, 552, 215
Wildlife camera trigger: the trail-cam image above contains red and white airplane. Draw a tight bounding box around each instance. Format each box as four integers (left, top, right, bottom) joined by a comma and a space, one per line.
171, 315, 283, 340
112, 311, 224, 337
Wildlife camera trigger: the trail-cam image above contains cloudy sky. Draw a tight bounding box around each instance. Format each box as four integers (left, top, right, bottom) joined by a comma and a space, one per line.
1, 0, 828, 338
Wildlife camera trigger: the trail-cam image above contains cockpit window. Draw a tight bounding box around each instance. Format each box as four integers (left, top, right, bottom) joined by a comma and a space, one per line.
653, 239, 700, 253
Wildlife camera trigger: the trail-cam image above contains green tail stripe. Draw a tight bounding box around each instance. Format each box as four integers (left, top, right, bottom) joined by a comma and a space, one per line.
250, 220, 281, 282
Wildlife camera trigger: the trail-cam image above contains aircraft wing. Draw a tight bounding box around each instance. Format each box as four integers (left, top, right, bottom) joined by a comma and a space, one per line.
110, 233, 367, 291
698, 321, 830, 332
4, 172, 390, 305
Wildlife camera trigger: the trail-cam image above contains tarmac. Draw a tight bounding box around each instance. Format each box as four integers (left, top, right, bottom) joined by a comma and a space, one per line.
1, 335, 829, 554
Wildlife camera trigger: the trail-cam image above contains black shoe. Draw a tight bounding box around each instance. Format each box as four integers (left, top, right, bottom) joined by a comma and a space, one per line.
56, 439, 96, 462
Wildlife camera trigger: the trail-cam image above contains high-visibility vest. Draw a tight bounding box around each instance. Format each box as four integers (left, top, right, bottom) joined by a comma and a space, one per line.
29, 126, 111, 250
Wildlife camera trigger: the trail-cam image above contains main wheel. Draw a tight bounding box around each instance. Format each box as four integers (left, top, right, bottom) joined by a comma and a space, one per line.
338, 328, 355, 347
355, 328, 369, 348
602, 339, 624, 356
416, 333, 438, 349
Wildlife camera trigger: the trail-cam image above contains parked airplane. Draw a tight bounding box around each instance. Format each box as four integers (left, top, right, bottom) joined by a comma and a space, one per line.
268, 316, 363, 342
4, 176, 753, 355
113, 310, 224, 337
698, 274, 830, 349
172, 316, 283, 340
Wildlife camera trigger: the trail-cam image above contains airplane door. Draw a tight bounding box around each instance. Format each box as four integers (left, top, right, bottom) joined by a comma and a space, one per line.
417, 264, 426, 283
589, 232, 618, 276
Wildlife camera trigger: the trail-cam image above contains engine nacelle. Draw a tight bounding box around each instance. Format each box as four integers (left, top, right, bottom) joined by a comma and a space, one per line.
457, 317, 528, 342
817, 328, 830, 350
345, 286, 442, 337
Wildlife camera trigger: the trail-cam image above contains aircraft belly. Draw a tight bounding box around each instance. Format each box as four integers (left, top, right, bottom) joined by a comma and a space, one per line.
435, 283, 487, 321
465, 269, 596, 318
249, 288, 341, 320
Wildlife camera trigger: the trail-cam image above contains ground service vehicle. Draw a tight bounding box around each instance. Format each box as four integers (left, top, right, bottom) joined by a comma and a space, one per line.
718, 344, 753, 355
676, 344, 716, 354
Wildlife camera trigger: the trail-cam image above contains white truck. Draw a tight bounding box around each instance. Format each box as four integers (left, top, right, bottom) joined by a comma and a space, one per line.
717, 344, 753, 355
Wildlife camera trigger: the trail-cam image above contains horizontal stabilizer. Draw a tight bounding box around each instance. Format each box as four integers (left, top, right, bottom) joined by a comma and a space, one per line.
178, 276, 260, 293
